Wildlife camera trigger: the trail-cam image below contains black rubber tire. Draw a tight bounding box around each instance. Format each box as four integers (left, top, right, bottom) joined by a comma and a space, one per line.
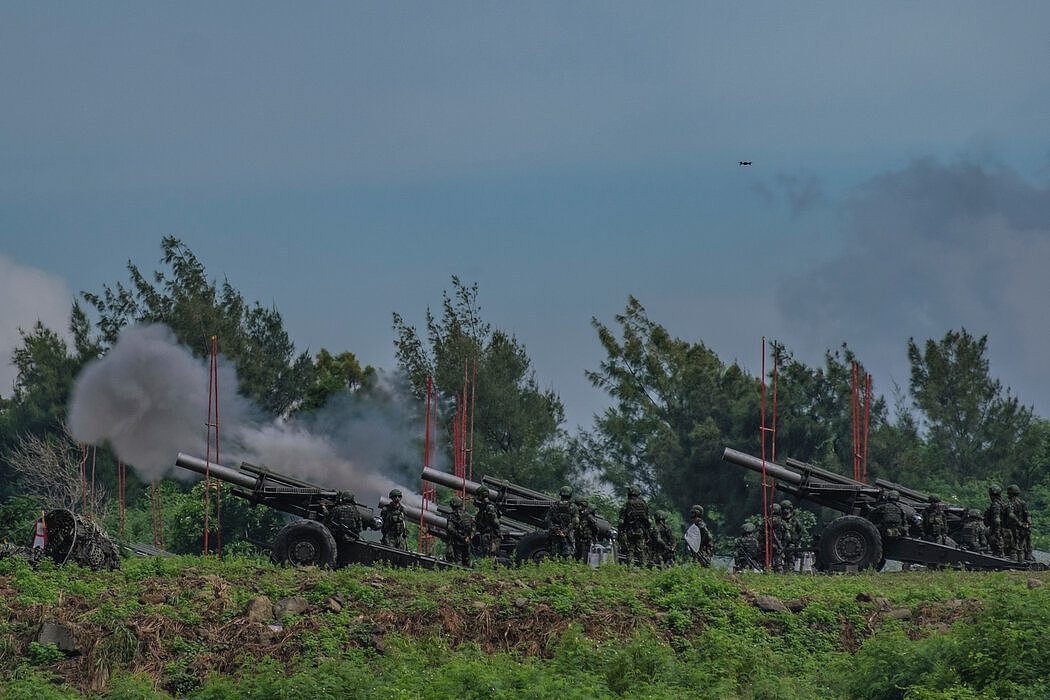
513, 530, 551, 565
817, 516, 883, 571
271, 520, 338, 568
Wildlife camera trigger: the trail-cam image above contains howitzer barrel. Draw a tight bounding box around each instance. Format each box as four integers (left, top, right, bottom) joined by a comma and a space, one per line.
175, 453, 258, 490
721, 448, 807, 486
421, 467, 499, 500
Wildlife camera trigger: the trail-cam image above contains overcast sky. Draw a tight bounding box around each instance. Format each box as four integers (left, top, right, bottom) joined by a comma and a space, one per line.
2, 3, 1049, 428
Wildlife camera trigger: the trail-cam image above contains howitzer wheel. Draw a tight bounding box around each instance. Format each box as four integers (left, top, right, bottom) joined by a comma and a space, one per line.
513, 531, 551, 564
817, 516, 883, 571
272, 520, 338, 568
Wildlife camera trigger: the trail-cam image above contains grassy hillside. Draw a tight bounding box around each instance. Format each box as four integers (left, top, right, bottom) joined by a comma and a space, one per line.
0, 555, 1047, 699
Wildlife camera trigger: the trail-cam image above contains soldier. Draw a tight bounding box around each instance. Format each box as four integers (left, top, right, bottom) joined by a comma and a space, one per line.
445, 496, 474, 567
768, 502, 783, 571
923, 494, 949, 545
868, 490, 907, 542
734, 522, 762, 572
574, 498, 599, 562
1007, 484, 1032, 562
686, 505, 714, 567
618, 486, 652, 566
984, 484, 1013, 558
651, 511, 677, 567
959, 508, 989, 553
778, 500, 803, 572
545, 486, 579, 559
380, 489, 408, 549
327, 491, 363, 548
473, 489, 502, 558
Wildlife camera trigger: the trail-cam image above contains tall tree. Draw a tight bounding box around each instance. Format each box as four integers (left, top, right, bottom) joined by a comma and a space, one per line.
907, 329, 1039, 485
393, 277, 567, 489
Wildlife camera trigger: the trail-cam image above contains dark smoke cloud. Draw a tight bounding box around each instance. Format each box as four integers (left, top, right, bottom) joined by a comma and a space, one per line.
68, 324, 425, 507
777, 157, 1050, 410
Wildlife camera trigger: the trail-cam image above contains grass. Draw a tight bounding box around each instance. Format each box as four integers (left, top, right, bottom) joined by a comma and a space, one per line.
0, 554, 1046, 698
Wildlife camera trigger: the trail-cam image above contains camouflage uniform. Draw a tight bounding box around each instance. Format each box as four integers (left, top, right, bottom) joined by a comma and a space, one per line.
327, 491, 363, 548
618, 487, 652, 566
651, 512, 677, 567
868, 491, 907, 540
380, 489, 408, 550
687, 505, 713, 567
767, 503, 783, 571
545, 487, 579, 559
923, 495, 949, 545
777, 500, 802, 572
573, 498, 599, 562
473, 490, 502, 557
445, 497, 474, 567
959, 508, 989, 553
734, 523, 762, 572
1007, 484, 1032, 562
984, 485, 1013, 558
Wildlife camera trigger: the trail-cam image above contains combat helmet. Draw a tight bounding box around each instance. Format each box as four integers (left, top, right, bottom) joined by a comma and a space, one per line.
338, 490, 356, 503
450, 496, 463, 509
389, 488, 402, 500
474, 489, 488, 502
628, 485, 642, 497
742, 522, 756, 534
1007, 484, 1021, 496
655, 511, 667, 522
966, 508, 982, 519
771, 502, 782, 514
560, 486, 573, 500
988, 484, 1003, 497
575, 497, 589, 509
690, 504, 704, 518
886, 490, 900, 502
780, 499, 794, 511
929, 494, 941, 503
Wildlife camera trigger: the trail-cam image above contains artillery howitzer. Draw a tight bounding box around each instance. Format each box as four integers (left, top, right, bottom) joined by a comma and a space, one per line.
174, 453, 454, 569
722, 447, 1044, 572
419, 467, 615, 563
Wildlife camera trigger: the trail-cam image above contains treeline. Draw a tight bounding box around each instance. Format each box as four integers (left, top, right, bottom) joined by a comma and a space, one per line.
0, 238, 1047, 549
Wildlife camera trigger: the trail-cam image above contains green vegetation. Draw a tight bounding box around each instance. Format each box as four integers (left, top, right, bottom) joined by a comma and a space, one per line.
0, 555, 1046, 699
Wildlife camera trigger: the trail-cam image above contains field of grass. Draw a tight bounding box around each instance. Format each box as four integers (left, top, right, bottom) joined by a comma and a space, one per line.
0, 555, 1047, 699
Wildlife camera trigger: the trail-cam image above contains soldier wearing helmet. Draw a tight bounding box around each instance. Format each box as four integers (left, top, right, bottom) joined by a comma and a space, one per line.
618, 485, 652, 566
867, 490, 908, 543
326, 491, 363, 547
984, 484, 1013, 558
959, 508, 989, 553
775, 500, 803, 572
545, 486, 579, 559
1006, 484, 1032, 562
473, 488, 502, 558
574, 497, 599, 562
380, 488, 408, 550
650, 511, 677, 567
922, 494, 948, 545
734, 522, 762, 572
445, 496, 474, 567
685, 504, 713, 567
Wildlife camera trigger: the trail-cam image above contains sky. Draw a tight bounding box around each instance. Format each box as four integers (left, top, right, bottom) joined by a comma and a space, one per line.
2, 3, 1049, 429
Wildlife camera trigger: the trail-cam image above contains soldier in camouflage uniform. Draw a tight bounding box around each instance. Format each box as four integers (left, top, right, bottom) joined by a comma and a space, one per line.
327, 491, 363, 548
618, 485, 652, 566
545, 486, 578, 559
777, 500, 802, 572
922, 494, 949, 545
445, 496, 474, 567
574, 498, 599, 562
686, 505, 714, 567
959, 508, 989, 553
1007, 484, 1032, 562
651, 511, 677, 567
768, 502, 783, 571
984, 484, 1013, 558
868, 490, 907, 540
734, 522, 762, 572
473, 489, 502, 558
380, 489, 408, 549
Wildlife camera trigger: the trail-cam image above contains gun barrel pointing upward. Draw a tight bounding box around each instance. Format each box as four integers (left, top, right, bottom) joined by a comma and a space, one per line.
721, 448, 806, 486
174, 452, 258, 489
421, 466, 500, 500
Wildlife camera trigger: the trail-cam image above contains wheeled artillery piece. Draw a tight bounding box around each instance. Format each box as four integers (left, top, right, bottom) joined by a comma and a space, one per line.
722, 447, 1044, 572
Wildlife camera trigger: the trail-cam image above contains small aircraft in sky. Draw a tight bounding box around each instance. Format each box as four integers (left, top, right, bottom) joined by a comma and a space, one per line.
739, 161, 752, 166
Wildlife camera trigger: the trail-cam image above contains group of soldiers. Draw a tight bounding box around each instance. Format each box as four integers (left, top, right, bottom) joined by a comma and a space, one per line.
732, 500, 804, 572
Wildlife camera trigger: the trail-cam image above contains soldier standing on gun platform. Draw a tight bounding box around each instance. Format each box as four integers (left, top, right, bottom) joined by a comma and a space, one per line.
445, 496, 474, 566
686, 505, 713, 567
652, 511, 677, 567
923, 494, 949, 545
984, 484, 1012, 557
734, 522, 762, 572
618, 486, 652, 566
473, 489, 502, 557
960, 508, 989, 553
545, 486, 578, 559
574, 497, 598, 562
1007, 484, 1032, 562
380, 489, 408, 549
327, 491, 363, 548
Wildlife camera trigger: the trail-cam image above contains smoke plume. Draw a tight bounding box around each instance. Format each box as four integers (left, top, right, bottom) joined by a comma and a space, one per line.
68, 324, 425, 507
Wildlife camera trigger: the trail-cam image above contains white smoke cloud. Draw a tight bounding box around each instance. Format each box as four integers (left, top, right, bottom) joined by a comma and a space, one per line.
0, 255, 72, 395
777, 158, 1050, 412
68, 324, 425, 507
